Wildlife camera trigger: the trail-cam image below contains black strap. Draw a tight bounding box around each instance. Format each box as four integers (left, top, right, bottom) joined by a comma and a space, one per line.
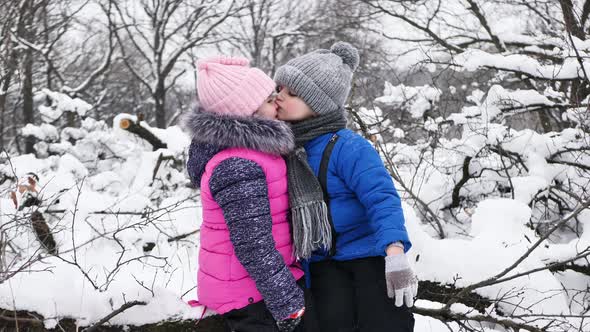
318, 133, 339, 256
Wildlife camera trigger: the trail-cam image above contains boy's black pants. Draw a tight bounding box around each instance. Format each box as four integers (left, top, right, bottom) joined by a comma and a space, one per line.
309, 256, 415, 332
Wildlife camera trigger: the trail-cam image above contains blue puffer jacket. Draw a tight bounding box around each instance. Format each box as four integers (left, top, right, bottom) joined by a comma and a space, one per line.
305, 129, 411, 264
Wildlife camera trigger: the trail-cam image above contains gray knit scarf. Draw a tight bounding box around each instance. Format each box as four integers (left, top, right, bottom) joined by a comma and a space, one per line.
286, 110, 347, 259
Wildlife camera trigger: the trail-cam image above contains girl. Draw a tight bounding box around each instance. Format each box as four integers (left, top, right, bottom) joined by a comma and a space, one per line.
184, 56, 306, 332
274, 42, 418, 332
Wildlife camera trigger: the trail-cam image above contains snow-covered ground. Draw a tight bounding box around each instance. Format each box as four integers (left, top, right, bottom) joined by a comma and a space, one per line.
1, 87, 589, 331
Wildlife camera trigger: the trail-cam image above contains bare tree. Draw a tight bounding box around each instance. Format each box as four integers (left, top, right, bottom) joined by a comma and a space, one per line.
359, 0, 590, 134
105, 0, 240, 128
1, 0, 116, 152
219, 0, 321, 74
220, 0, 395, 108
0, 1, 20, 152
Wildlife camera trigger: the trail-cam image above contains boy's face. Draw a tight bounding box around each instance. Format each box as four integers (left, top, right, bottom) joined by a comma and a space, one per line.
275, 86, 317, 122
254, 93, 278, 120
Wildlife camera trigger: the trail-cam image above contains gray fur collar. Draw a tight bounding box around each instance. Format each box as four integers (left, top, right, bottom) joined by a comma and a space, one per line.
182, 106, 294, 155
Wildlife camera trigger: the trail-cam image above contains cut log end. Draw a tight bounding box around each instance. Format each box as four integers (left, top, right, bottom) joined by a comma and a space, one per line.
120, 118, 131, 129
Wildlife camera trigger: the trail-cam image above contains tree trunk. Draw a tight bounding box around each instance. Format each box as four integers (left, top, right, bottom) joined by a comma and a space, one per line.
154, 80, 167, 128
0, 68, 14, 151
560, 0, 586, 40
0, 95, 6, 152
22, 42, 35, 153
537, 110, 553, 133
0, 95, 5, 152
0, 28, 16, 151
63, 110, 75, 128
18, 0, 37, 154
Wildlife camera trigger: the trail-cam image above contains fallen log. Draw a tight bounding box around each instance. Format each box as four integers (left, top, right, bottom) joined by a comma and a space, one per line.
0, 307, 229, 332
119, 118, 167, 151
31, 210, 57, 255
417, 280, 495, 314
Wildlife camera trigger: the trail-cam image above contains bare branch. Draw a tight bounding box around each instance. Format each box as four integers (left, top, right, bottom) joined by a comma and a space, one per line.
83, 301, 147, 332
361, 0, 463, 53
465, 0, 506, 52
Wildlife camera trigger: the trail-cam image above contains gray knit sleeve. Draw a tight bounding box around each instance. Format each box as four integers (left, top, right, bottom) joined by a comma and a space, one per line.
209, 157, 304, 321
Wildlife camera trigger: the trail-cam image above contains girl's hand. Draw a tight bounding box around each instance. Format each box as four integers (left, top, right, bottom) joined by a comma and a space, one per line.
276, 307, 305, 332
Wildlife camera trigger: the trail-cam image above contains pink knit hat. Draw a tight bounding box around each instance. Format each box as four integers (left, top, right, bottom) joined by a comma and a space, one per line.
196, 56, 276, 117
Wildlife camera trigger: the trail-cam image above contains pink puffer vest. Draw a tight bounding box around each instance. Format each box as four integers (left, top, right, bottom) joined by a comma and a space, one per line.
197, 147, 303, 314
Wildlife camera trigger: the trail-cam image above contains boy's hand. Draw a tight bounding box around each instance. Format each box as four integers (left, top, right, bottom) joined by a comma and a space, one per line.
385, 253, 418, 307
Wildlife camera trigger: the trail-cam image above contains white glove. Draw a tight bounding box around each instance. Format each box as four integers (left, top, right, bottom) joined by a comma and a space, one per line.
385, 254, 418, 307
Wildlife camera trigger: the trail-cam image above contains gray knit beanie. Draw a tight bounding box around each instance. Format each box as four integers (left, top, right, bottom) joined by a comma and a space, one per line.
274, 42, 360, 115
